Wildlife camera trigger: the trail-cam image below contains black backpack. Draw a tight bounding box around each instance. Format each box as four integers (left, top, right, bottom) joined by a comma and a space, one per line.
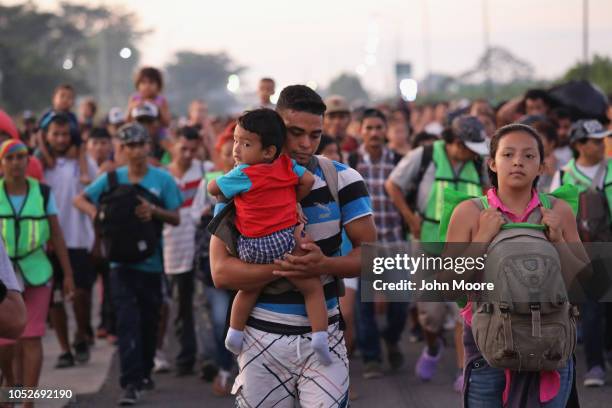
96, 171, 163, 263
561, 164, 612, 242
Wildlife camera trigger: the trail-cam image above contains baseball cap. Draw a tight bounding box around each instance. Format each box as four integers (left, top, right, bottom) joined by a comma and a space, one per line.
569, 119, 612, 144
117, 122, 149, 144
324, 95, 350, 115
132, 101, 159, 120
452, 115, 489, 156
108, 107, 126, 125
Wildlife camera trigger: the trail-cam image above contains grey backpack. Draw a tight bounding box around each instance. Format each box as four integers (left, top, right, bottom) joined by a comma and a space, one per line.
470, 196, 578, 371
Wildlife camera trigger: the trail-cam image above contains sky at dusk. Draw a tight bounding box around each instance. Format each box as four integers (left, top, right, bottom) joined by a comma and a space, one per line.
11, 0, 612, 96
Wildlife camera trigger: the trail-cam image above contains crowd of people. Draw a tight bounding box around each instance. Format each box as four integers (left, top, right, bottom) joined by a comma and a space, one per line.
0, 66, 610, 407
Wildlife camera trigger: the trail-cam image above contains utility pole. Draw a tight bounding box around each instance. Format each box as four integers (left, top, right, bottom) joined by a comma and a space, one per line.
582, 0, 589, 80
483, 0, 493, 100
421, 0, 431, 82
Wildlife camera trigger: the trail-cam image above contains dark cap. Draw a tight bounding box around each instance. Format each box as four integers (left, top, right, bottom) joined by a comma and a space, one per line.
89, 127, 111, 140
451, 115, 489, 156
117, 122, 149, 144
569, 119, 611, 144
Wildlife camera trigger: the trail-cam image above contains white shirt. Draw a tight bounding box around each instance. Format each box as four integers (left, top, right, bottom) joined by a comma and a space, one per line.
550, 161, 605, 191
162, 160, 214, 274
554, 146, 573, 170
0, 239, 21, 292
44, 157, 97, 250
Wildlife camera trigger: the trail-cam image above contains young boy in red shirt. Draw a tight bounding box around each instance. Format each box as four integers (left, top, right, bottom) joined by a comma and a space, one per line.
208, 109, 334, 365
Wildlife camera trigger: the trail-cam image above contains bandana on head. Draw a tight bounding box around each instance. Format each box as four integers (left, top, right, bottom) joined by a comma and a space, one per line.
0, 140, 28, 160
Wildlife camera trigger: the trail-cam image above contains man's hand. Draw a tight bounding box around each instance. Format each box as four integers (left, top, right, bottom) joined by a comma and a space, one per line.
63, 275, 75, 301
135, 196, 155, 222
406, 212, 422, 239
87, 207, 97, 221
273, 242, 327, 278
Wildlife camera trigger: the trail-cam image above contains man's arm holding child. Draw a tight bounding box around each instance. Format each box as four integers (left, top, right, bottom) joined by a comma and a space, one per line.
274, 215, 376, 279
210, 235, 278, 291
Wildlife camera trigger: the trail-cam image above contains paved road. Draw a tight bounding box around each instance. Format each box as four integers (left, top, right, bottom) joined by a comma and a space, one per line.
28, 280, 611, 407
73, 328, 610, 407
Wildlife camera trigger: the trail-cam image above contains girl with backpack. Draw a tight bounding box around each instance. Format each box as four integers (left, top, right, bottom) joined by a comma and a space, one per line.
444, 124, 588, 407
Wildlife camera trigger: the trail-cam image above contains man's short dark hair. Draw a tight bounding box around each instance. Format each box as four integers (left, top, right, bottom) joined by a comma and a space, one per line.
524, 89, 550, 104
54, 84, 74, 96
237, 109, 287, 159
360, 108, 387, 125
260, 77, 275, 85
82, 98, 97, 116
531, 118, 558, 145
411, 131, 438, 149
177, 126, 200, 141
276, 85, 326, 115
47, 113, 70, 129
552, 107, 572, 121
89, 127, 111, 140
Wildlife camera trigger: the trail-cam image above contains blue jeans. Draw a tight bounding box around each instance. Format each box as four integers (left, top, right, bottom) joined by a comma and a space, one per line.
168, 271, 197, 370
581, 300, 605, 370
202, 285, 233, 371
357, 284, 408, 362
110, 267, 162, 389
466, 357, 574, 408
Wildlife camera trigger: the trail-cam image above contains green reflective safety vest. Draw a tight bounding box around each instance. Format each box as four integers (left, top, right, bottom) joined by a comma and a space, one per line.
421, 140, 483, 244
561, 159, 612, 219
0, 178, 52, 286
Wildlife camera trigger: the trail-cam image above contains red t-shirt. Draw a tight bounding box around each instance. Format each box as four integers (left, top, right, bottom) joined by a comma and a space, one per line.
216, 154, 305, 238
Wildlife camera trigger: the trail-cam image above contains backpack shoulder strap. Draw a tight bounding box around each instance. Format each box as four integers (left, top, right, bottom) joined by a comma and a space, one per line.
590, 161, 607, 191
416, 144, 434, 185
107, 170, 119, 191
392, 151, 404, 166
472, 155, 485, 185
316, 155, 339, 204
313, 155, 345, 296
347, 152, 359, 170
38, 183, 51, 213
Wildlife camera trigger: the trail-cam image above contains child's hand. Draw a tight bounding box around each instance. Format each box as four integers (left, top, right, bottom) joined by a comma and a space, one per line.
292, 224, 313, 257
297, 203, 308, 225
